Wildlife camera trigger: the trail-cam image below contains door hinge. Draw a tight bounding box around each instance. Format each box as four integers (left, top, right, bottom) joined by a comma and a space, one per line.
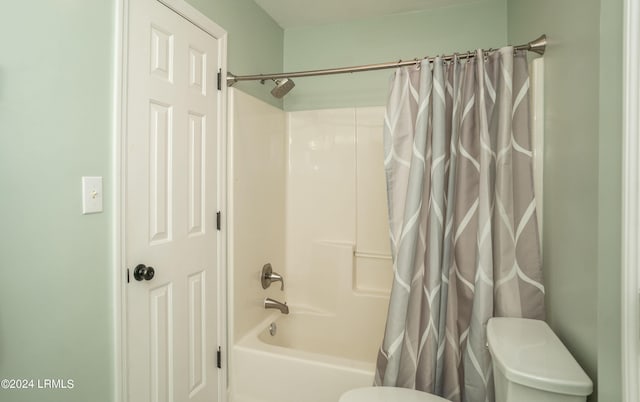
216, 211, 221, 231
127, 268, 130, 283
217, 346, 222, 368
217, 69, 222, 91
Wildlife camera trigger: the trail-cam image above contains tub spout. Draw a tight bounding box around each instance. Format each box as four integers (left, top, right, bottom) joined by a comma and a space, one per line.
264, 297, 289, 314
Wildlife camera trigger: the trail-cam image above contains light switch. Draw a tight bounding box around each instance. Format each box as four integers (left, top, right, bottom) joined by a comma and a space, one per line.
82, 176, 103, 214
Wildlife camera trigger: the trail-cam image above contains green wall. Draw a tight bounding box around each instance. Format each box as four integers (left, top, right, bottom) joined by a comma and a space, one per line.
507, 0, 623, 401
597, 0, 623, 400
186, 0, 284, 108
0, 1, 115, 401
282, 0, 507, 111
0, 1, 282, 401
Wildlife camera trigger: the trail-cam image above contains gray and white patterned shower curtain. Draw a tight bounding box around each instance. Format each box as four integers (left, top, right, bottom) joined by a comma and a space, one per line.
374, 47, 545, 402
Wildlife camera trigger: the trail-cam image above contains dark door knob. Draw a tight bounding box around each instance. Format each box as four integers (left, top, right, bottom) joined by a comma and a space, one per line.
133, 264, 155, 281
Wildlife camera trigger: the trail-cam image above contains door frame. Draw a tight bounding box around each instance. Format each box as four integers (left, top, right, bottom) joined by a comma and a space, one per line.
622, 0, 640, 400
112, 0, 228, 400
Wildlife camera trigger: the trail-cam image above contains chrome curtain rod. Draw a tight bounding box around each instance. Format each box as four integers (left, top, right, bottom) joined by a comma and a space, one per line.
227, 34, 546, 86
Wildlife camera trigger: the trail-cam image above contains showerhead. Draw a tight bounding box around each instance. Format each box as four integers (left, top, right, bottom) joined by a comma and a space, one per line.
270, 78, 295, 98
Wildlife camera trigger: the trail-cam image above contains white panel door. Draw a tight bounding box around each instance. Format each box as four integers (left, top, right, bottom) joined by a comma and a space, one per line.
125, 0, 220, 401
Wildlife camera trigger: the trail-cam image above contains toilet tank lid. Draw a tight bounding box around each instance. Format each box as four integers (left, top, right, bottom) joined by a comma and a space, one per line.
487, 318, 593, 396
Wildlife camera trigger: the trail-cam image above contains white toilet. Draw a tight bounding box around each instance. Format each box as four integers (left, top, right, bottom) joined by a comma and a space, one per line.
487, 317, 593, 402
339, 317, 592, 402
339, 386, 449, 402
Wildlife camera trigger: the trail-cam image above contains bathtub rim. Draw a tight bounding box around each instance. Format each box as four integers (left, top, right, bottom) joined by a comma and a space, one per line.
235, 311, 377, 376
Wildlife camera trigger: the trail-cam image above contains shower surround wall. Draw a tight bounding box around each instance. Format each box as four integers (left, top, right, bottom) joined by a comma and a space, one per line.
228, 88, 287, 343
230, 91, 391, 338
285, 107, 392, 309
229, 90, 392, 402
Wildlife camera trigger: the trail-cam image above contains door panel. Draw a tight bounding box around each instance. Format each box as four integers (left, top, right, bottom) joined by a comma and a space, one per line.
126, 1, 220, 401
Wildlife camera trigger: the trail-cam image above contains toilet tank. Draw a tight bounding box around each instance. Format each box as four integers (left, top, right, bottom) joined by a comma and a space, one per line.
487, 318, 593, 402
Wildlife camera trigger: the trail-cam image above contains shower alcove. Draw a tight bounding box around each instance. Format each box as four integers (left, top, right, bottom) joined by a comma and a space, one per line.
226, 57, 543, 402
227, 88, 392, 402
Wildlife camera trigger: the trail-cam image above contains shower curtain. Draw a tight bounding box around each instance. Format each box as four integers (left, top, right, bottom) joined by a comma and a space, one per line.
374, 47, 545, 402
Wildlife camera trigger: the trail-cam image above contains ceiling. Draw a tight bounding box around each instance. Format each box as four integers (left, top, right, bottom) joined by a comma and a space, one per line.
253, 0, 483, 29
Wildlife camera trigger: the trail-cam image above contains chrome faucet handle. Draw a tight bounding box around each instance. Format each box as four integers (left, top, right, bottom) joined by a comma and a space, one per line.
261, 263, 284, 291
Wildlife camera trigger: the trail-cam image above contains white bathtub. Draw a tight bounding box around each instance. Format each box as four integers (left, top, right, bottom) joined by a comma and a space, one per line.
231, 310, 383, 402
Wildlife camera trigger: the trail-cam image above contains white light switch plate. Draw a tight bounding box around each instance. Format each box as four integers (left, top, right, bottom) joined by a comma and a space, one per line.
82, 176, 103, 214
